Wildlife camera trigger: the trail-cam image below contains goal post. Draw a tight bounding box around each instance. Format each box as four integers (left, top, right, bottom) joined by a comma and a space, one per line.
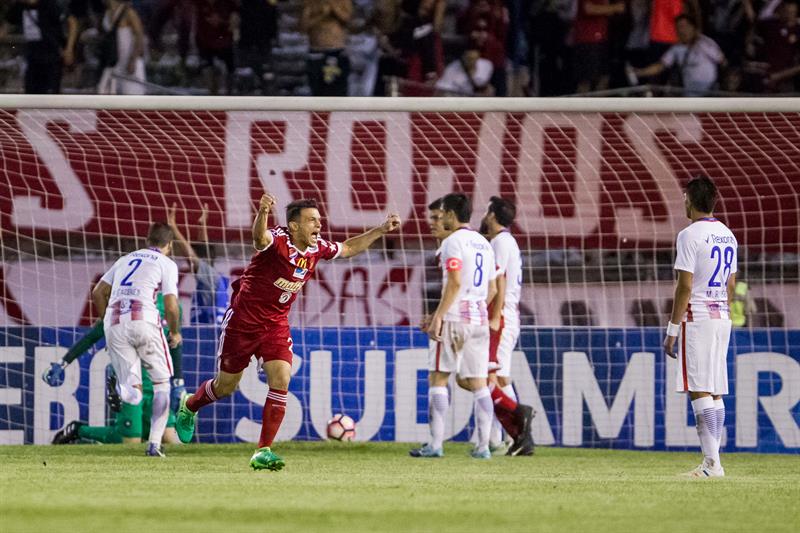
1, 96, 798, 452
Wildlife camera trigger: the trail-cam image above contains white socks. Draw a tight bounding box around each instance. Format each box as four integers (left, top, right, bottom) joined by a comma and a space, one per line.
148, 381, 171, 446
490, 417, 503, 446
429, 386, 449, 450
714, 398, 725, 446
473, 387, 493, 453
691, 396, 721, 468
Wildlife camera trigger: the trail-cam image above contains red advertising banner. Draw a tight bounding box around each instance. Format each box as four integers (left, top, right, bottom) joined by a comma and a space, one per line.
0, 109, 798, 251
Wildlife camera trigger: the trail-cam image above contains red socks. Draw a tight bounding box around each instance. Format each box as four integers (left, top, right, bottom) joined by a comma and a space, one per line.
186, 379, 218, 412
490, 384, 519, 439
258, 389, 287, 448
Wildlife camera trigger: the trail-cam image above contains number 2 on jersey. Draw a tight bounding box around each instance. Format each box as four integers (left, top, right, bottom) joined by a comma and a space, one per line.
120, 258, 142, 286
708, 246, 734, 287
473, 253, 484, 287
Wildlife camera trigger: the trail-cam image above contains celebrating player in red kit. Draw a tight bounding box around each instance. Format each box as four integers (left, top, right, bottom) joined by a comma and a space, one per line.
176, 193, 401, 471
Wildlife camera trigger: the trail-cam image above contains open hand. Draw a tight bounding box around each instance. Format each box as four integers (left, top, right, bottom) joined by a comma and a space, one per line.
198, 203, 209, 224
167, 202, 177, 228
426, 314, 443, 341
663, 335, 677, 359
169, 332, 183, 349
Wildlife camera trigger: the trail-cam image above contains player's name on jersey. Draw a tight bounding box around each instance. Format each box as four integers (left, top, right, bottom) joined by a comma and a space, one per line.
274, 277, 304, 293
128, 250, 162, 260
113, 287, 141, 298
706, 234, 736, 244
467, 240, 490, 251
705, 291, 728, 301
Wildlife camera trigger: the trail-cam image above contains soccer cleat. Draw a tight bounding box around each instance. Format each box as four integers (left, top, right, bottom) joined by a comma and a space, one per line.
507, 431, 535, 456
470, 447, 491, 460
52, 421, 85, 445
409, 444, 444, 458
507, 434, 535, 456
146, 442, 165, 457
514, 404, 536, 440
249, 447, 285, 471
681, 461, 725, 478
175, 392, 197, 444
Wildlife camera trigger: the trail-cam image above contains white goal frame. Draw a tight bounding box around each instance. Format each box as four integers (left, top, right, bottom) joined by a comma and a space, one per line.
2, 95, 799, 113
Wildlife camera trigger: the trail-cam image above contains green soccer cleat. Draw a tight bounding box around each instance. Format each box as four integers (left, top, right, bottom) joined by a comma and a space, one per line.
249, 447, 285, 471
175, 392, 197, 444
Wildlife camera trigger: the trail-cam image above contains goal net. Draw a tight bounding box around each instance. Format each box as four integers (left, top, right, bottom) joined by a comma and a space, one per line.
1, 96, 798, 452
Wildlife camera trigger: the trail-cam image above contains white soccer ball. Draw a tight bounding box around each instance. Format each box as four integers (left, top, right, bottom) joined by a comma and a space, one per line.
326, 413, 356, 441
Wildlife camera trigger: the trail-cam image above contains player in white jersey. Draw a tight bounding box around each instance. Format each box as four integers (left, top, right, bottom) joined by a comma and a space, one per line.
421, 193, 498, 459
409, 198, 453, 459
91, 222, 182, 457
480, 196, 535, 456
663, 176, 737, 478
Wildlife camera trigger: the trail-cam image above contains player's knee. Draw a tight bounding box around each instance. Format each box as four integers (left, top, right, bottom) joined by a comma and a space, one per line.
268, 374, 291, 390
497, 376, 511, 388
263, 361, 292, 390
118, 384, 143, 405
428, 372, 449, 388
212, 378, 237, 398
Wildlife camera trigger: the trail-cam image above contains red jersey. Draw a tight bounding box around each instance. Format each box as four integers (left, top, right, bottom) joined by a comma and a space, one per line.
229, 226, 342, 328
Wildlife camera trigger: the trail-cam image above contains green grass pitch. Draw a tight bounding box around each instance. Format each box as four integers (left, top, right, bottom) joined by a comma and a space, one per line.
1, 442, 798, 533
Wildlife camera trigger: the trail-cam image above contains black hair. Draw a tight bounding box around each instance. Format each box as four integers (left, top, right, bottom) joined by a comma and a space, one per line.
685, 176, 718, 213
147, 223, 174, 248
675, 13, 696, 26
286, 199, 319, 224
487, 195, 516, 227
440, 193, 472, 223
428, 197, 443, 210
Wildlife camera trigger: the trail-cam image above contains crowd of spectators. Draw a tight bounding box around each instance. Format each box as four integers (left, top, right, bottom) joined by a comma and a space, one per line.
1, 0, 798, 96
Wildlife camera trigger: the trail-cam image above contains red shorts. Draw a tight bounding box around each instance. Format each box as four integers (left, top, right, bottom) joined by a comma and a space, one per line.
217, 311, 293, 374
488, 316, 505, 374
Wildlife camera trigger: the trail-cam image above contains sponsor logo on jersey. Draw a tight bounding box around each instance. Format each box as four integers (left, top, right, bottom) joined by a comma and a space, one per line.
274, 277, 305, 293
291, 256, 311, 279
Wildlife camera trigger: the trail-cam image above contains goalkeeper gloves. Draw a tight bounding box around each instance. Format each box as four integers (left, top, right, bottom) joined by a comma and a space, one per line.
42, 360, 68, 386
170, 378, 186, 412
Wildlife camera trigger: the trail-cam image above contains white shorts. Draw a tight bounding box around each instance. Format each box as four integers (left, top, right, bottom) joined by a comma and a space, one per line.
105, 321, 173, 390
427, 321, 489, 378
676, 319, 731, 395
494, 322, 520, 378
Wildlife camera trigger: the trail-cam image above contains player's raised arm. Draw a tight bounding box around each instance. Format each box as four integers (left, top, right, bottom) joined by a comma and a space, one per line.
339, 213, 401, 259
252, 193, 277, 251
167, 202, 200, 272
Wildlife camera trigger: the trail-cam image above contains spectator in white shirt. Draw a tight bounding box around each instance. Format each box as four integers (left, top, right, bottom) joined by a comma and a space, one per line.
634, 15, 726, 95
435, 46, 494, 96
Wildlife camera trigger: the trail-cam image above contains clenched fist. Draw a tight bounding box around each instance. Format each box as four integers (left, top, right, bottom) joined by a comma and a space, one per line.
381, 213, 401, 234
259, 193, 277, 213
